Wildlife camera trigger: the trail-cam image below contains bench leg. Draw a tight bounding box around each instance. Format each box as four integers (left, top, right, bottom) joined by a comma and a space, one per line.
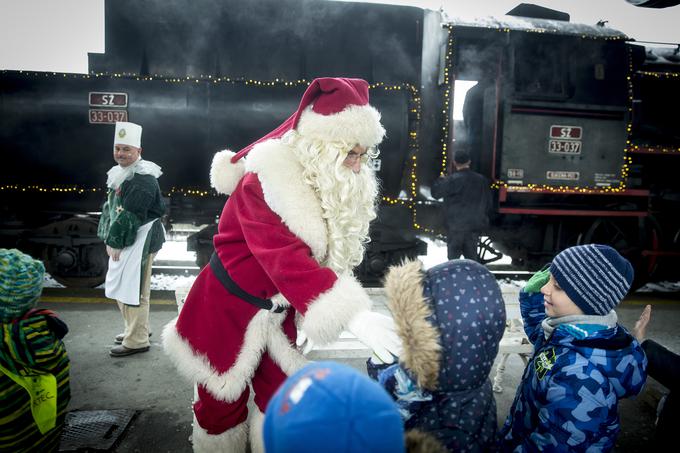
520, 353, 530, 367
493, 353, 511, 393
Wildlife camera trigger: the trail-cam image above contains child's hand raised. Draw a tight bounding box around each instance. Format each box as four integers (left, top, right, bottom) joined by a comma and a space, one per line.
524, 266, 551, 293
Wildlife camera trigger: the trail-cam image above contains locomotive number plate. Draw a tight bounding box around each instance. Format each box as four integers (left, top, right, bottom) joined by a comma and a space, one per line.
89, 109, 128, 124
549, 139, 581, 155
89, 92, 128, 107
550, 125, 582, 139
546, 171, 580, 181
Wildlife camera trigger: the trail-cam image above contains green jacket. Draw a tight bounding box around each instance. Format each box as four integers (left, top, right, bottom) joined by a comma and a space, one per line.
97, 173, 166, 261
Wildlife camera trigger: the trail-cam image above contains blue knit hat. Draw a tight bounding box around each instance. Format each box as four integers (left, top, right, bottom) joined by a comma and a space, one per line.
550, 244, 634, 316
0, 248, 45, 322
263, 362, 405, 453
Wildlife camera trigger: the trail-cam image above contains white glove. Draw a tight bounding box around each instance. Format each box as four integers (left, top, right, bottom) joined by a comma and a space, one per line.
295, 330, 315, 355
348, 311, 402, 364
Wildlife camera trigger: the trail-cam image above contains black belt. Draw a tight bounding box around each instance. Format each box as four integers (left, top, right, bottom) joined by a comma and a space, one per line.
209, 252, 285, 313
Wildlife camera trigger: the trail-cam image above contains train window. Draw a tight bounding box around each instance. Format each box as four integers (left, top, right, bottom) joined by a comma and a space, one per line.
512, 36, 568, 100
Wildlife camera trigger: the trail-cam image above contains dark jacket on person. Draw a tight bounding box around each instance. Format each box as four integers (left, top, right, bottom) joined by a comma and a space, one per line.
641, 339, 678, 448
97, 172, 166, 267
369, 259, 506, 452
431, 169, 492, 232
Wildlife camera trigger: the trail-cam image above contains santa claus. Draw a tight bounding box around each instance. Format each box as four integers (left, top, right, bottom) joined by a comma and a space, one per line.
162, 78, 402, 452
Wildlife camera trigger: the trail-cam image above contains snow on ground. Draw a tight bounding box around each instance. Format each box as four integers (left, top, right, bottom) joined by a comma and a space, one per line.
417, 236, 449, 270
154, 240, 196, 262
150, 274, 197, 291
637, 281, 680, 293
43, 273, 66, 289
416, 235, 512, 269
43, 239, 197, 290
42, 238, 678, 293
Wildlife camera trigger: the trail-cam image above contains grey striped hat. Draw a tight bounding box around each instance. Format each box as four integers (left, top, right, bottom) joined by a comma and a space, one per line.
550, 244, 634, 316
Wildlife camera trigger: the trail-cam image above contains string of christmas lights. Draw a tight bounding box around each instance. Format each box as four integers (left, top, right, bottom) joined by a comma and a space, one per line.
628, 145, 680, 154
0, 184, 102, 194
636, 70, 680, 79
2, 71, 428, 233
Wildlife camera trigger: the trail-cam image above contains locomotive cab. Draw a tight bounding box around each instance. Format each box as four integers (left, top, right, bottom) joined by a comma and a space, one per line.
437, 9, 669, 284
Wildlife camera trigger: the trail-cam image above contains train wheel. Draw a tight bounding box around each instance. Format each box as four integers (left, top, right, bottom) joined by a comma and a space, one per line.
577, 217, 662, 288
40, 217, 109, 288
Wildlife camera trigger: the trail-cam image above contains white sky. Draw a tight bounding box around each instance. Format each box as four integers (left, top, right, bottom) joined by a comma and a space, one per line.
0, 0, 678, 74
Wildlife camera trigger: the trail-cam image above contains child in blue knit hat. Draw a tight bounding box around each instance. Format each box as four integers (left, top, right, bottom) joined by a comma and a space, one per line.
499, 244, 647, 452
0, 249, 71, 452
264, 361, 405, 453
263, 361, 446, 453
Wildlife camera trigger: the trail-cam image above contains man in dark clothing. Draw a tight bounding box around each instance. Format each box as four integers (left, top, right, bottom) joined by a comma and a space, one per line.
632, 305, 678, 449
431, 149, 492, 262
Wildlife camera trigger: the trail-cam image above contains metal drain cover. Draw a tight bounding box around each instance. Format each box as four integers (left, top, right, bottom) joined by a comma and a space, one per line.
59, 409, 137, 451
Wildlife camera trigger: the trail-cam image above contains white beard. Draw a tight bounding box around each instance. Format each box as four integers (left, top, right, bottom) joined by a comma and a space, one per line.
287, 132, 379, 274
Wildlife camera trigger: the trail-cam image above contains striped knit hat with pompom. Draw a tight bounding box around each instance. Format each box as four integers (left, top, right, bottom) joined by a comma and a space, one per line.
0, 248, 45, 322
550, 244, 634, 316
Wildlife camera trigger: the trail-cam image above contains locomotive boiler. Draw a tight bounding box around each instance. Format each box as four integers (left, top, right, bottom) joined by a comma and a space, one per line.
1, 0, 678, 287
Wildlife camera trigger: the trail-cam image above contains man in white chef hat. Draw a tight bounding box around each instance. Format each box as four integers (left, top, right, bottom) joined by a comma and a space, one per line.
98, 121, 166, 357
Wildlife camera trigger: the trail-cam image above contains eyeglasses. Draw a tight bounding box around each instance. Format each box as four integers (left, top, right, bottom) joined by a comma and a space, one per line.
345, 149, 372, 163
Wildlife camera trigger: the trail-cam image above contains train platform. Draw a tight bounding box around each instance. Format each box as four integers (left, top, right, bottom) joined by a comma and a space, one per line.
37, 287, 679, 452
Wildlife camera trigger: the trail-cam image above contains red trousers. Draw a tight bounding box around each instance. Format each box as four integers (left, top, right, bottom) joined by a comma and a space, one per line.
193, 351, 288, 434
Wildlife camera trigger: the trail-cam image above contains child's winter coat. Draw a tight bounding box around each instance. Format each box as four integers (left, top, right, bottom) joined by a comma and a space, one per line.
370, 259, 506, 452
499, 290, 647, 452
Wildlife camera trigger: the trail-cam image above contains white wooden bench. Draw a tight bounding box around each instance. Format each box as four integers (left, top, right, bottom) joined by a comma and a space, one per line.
494, 287, 533, 393
173, 283, 534, 391
173, 279, 375, 359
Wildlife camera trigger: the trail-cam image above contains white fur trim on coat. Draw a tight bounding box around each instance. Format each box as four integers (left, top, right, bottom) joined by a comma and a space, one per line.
297, 105, 386, 148
245, 140, 328, 262
300, 274, 372, 345
192, 416, 248, 453
248, 406, 265, 453
210, 149, 245, 195
162, 310, 306, 403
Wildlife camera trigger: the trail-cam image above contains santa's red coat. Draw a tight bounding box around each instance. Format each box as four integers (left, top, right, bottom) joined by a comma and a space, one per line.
162, 139, 372, 404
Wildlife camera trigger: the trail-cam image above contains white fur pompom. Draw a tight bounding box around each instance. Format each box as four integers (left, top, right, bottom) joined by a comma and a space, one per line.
210, 150, 245, 195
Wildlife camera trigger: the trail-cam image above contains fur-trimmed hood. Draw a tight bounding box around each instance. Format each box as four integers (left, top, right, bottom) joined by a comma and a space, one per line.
385, 259, 507, 392
384, 260, 441, 391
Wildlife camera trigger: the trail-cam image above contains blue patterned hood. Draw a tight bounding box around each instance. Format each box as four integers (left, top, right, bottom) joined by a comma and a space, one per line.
383, 259, 506, 392
379, 259, 507, 451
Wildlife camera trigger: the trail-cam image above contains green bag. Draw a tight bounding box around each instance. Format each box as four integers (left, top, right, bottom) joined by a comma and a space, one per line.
0, 363, 57, 434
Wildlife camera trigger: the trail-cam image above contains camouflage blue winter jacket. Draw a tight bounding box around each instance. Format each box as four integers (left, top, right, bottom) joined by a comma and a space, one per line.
499, 291, 647, 452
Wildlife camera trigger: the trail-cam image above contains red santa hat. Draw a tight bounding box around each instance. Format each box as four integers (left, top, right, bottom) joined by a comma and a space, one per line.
210, 77, 385, 195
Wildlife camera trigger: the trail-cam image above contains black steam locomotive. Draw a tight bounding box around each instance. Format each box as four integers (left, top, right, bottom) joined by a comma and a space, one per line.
1, 0, 678, 287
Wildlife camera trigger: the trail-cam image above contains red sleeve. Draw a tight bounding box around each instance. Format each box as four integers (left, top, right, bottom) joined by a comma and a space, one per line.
233, 174, 337, 315
227, 174, 372, 345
